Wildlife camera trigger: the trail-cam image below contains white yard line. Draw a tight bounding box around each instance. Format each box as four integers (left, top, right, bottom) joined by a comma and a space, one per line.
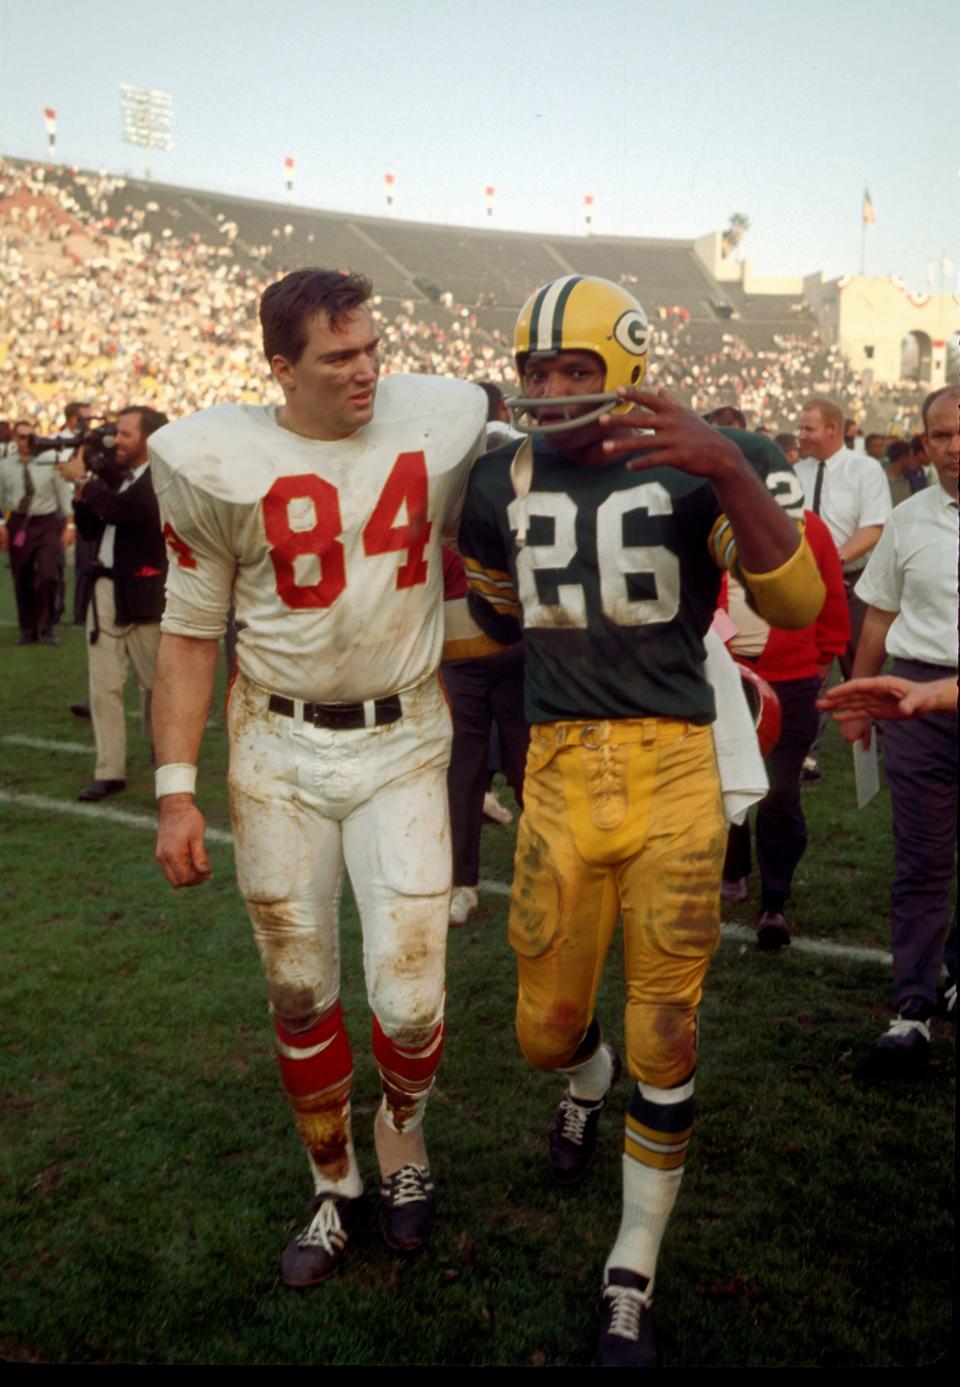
3, 734, 92, 755
0, 788, 893, 967
0, 789, 234, 844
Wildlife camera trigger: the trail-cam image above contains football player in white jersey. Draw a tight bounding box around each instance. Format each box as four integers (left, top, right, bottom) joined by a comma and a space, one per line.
150, 269, 487, 1285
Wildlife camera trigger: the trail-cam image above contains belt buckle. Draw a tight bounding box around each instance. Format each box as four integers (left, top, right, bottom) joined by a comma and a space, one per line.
580, 722, 609, 750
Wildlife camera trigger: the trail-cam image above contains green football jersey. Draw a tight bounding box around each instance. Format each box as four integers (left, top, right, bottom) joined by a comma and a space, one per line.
458, 428, 805, 725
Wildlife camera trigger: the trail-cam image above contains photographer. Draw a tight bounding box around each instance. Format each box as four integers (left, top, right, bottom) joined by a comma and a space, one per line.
0, 420, 75, 645
59, 406, 168, 802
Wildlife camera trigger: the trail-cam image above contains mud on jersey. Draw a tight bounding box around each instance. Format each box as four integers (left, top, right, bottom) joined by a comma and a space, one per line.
457, 427, 806, 724
150, 375, 486, 704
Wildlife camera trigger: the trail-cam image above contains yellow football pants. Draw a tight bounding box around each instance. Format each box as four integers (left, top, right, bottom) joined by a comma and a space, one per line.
509, 718, 725, 1089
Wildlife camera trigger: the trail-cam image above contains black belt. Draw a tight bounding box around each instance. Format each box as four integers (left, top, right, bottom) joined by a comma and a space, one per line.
268, 692, 403, 730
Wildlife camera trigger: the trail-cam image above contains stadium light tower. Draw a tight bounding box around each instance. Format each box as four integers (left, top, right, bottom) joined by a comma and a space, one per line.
120, 85, 172, 181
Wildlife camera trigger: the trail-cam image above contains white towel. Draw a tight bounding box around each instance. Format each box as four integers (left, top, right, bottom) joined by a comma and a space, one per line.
704, 629, 768, 826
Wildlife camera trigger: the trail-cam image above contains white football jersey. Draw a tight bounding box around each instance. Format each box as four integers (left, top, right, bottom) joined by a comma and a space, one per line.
150, 375, 486, 702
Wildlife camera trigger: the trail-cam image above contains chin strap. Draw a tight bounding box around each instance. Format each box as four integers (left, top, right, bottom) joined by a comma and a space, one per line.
509, 437, 535, 549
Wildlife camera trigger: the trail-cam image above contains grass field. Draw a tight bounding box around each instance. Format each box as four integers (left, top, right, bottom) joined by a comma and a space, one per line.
0, 576, 954, 1366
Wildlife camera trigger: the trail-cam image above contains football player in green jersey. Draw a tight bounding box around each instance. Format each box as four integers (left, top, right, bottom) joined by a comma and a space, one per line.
457, 275, 824, 1366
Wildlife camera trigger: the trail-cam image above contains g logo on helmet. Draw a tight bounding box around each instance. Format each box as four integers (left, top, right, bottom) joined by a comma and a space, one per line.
612, 310, 649, 357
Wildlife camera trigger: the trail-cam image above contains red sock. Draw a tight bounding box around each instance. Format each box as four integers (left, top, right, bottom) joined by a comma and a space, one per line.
371, 1014, 445, 1132
275, 1004, 359, 1193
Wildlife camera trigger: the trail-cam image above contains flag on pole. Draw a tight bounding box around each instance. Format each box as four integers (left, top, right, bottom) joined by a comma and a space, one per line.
484, 185, 496, 219
862, 187, 876, 226
284, 156, 295, 200
584, 194, 594, 232
384, 171, 395, 208
43, 107, 57, 159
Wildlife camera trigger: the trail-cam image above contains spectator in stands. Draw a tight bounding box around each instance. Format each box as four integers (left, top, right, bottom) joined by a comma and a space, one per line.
838, 385, 959, 1075
794, 396, 891, 780
0, 420, 15, 459
0, 420, 73, 643
59, 407, 168, 801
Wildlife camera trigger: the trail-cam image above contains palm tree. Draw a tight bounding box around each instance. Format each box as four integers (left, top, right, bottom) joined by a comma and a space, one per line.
722, 212, 750, 258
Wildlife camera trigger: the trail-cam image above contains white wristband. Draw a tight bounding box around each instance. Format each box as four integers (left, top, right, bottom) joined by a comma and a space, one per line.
155, 763, 198, 798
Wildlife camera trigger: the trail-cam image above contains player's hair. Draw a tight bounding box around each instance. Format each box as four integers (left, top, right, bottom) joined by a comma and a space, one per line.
887, 439, 912, 464
921, 384, 960, 430
118, 406, 169, 438
703, 405, 747, 429
775, 432, 798, 453
864, 433, 885, 449
476, 381, 507, 423
802, 397, 844, 434
259, 268, 374, 364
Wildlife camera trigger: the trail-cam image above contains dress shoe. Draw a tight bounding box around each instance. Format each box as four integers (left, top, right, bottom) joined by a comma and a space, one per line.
38, 630, 59, 646
16, 633, 37, 646
77, 779, 126, 802
70, 703, 92, 718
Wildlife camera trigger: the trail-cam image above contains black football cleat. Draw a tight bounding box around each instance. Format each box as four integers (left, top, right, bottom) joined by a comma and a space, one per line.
280, 1192, 363, 1287
548, 1043, 622, 1185
595, 1268, 657, 1367
379, 1163, 435, 1252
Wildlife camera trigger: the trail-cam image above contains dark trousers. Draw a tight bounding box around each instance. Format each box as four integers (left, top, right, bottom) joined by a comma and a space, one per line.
724, 675, 821, 912
808, 578, 867, 764
883, 659, 958, 1009
442, 644, 529, 888
838, 580, 867, 680
7, 513, 63, 637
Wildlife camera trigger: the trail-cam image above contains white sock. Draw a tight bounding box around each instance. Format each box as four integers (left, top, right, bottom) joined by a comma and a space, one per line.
564, 1042, 614, 1103
604, 1074, 695, 1286
605, 1157, 684, 1287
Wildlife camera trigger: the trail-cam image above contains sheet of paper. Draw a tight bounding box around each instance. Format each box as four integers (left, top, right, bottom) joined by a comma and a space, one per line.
853, 729, 879, 809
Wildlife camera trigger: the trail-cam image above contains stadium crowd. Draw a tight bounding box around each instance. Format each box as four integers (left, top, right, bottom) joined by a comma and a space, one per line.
0, 159, 929, 435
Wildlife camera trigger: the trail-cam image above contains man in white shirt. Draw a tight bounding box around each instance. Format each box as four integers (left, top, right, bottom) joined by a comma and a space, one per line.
795, 396, 892, 778
0, 421, 75, 644
837, 385, 959, 1074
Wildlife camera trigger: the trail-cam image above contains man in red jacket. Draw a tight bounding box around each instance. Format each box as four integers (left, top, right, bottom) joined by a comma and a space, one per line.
722, 508, 849, 946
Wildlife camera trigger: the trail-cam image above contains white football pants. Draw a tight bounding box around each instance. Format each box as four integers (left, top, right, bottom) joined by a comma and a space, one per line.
227, 669, 453, 1043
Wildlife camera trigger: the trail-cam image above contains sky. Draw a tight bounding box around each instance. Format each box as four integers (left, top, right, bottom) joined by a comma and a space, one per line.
1, 0, 957, 295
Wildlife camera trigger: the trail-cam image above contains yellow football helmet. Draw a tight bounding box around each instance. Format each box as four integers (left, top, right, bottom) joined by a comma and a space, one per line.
506, 275, 649, 435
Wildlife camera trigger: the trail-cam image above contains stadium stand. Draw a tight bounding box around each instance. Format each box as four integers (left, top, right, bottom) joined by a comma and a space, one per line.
0, 155, 926, 433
